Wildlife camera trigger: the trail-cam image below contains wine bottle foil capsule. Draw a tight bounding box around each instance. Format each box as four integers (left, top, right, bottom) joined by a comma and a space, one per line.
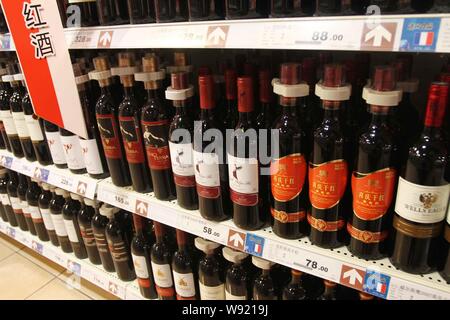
237, 76, 254, 113
199, 75, 215, 109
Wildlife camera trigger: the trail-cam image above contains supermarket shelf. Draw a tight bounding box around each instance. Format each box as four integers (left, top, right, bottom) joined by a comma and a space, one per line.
97, 178, 450, 301
0, 220, 145, 300
0, 150, 99, 199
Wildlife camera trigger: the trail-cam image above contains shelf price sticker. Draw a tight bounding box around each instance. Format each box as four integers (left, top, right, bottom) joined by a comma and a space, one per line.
31, 240, 43, 255
108, 280, 126, 299
244, 233, 265, 257
48, 171, 75, 191
125, 283, 145, 300
6, 226, 15, 239
33, 167, 49, 182
97, 184, 135, 212
67, 259, 82, 276
387, 277, 450, 300
68, 29, 96, 49
178, 212, 228, 245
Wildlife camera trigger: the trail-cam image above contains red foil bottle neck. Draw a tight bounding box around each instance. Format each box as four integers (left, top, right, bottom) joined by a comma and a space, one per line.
424, 82, 448, 128
225, 69, 237, 101
199, 75, 215, 110
259, 69, 272, 103
153, 221, 164, 238
133, 214, 143, 231
237, 77, 254, 113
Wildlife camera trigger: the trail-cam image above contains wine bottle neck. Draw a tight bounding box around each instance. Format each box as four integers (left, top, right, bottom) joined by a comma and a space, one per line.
146, 88, 161, 100
291, 274, 302, 284
100, 85, 112, 95
123, 86, 134, 97
238, 111, 253, 122
200, 108, 215, 119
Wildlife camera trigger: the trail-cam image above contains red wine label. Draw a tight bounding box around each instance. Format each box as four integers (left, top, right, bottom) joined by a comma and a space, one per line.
309, 159, 348, 209
119, 116, 145, 164
142, 120, 171, 170
271, 207, 306, 223
347, 223, 388, 243
193, 150, 221, 199
228, 154, 258, 206
351, 168, 397, 221
307, 213, 345, 232
96, 114, 123, 159
270, 154, 307, 202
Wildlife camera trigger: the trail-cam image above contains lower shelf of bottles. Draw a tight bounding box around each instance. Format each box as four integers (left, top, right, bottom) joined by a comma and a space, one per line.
0, 220, 146, 300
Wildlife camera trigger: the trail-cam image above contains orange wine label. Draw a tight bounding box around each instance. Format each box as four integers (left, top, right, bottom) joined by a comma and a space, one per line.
307, 213, 345, 232
347, 223, 388, 244
270, 154, 307, 202
271, 207, 306, 223
137, 278, 151, 288
156, 285, 175, 299
309, 159, 348, 209
351, 168, 397, 221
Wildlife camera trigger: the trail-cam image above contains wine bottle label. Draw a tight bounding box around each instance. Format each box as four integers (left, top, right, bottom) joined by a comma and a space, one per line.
21, 200, 30, 217
63, 219, 79, 243
307, 213, 345, 232
51, 214, 68, 237
193, 150, 221, 199
270, 154, 307, 202
151, 262, 174, 288
271, 208, 306, 223
225, 290, 247, 300
40, 208, 55, 231
29, 206, 43, 222
79, 225, 96, 247
228, 154, 259, 206
96, 114, 123, 159
351, 168, 397, 221
132, 254, 150, 279
347, 223, 388, 243
10, 197, 22, 213
119, 116, 145, 164
45, 131, 67, 165
392, 214, 443, 239
93, 232, 108, 253
24, 114, 45, 142
0, 193, 10, 206
79, 138, 105, 175
107, 239, 130, 262
169, 142, 196, 187
309, 160, 348, 209
173, 271, 196, 298
60, 134, 86, 170
199, 282, 225, 300
394, 177, 450, 224
12, 112, 30, 138
0, 110, 18, 135
142, 120, 171, 170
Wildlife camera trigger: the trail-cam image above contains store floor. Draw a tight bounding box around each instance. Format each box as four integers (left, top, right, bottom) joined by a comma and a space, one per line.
0, 234, 118, 300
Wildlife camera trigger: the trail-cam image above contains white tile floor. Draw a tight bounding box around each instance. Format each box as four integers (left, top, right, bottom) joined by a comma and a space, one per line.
0, 234, 118, 300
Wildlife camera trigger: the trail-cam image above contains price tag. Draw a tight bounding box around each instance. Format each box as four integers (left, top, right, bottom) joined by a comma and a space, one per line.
67, 259, 82, 276
107, 280, 126, 299
6, 226, 15, 239
31, 240, 44, 255
387, 277, 450, 300
125, 282, 146, 300
180, 213, 228, 245
0, 221, 6, 232
97, 183, 135, 212
48, 172, 75, 191
69, 30, 96, 48
20, 161, 34, 176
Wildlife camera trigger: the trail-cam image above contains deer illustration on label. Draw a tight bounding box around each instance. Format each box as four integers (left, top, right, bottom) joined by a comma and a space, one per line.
169, 142, 195, 187
193, 150, 221, 199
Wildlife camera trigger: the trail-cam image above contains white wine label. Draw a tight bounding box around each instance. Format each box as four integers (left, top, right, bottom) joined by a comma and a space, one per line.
225, 289, 247, 300
173, 271, 196, 298
132, 254, 149, 279
51, 214, 68, 237
193, 150, 220, 187
12, 112, 30, 138
40, 208, 55, 230
79, 138, 104, 175
63, 219, 79, 243
29, 206, 42, 220
227, 154, 259, 194
199, 282, 225, 300
45, 131, 67, 165
60, 135, 86, 170
10, 196, 21, 210
0, 110, 18, 135
24, 114, 44, 141
395, 177, 450, 224
151, 262, 173, 288
0, 193, 10, 206
21, 200, 29, 214
169, 142, 194, 176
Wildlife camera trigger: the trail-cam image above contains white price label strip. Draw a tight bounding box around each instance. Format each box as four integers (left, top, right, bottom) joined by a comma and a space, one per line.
48, 171, 75, 191
67, 30, 97, 49
125, 282, 145, 300
387, 277, 450, 300
97, 183, 136, 212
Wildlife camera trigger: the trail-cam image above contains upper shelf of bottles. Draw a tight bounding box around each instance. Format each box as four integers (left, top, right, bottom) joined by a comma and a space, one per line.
1, 13, 450, 52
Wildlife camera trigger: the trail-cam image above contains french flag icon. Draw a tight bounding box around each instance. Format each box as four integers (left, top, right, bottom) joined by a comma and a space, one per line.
254, 243, 262, 254
414, 31, 434, 46
376, 282, 387, 294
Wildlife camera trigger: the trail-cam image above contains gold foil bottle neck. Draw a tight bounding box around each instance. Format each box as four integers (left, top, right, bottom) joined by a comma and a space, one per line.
117, 52, 135, 87
142, 54, 160, 90
174, 52, 187, 66
93, 56, 109, 72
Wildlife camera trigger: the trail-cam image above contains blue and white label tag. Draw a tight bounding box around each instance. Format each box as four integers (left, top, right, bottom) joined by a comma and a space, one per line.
363, 269, 391, 299
245, 233, 265, 257
400, 17, 440, 52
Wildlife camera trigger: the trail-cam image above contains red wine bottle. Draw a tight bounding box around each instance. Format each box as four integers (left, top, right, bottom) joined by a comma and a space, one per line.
223, 69, 238, 130
38, 183, 59, 246
282, 269, 306, 300
225, 0, 268, 19
128, 0, 156, 24
391, 82, 449, 274
7, 171, 28, 231
139, 55, 176, 201
154, 0, 189, 22
168, 72, 198, 210
97, 0, 130, 25
90, 56, 131, 187
271, 63, 309, 239
59, 128, 87, 174
131, 214, 157, 299
308, 64, 351, 248
252, 256, 277, 300
194, 75, 230, 221
317, 280, 337, 300
0, 168, 16, 226
370, 0, 411, 14
300, 57, 318, 153
22, 92, 52, 166
18, 174, 36, 235
93, 204, 116, 272
229, 76, 263, 230
0, 70, 12, 152
151, 221, 176, 300
441, 203, 450, 283
223, 247, 249, 300
348, 66, 399, 260
270, 0, 315, 17
50, 188, 73, 253
172, 230, 198, 300
188, 0, 224, 21
62, 193, 88, 259
44, 120, 68, 169
78, 198, 101, 265
195, 238, 225, 300
116, 53, 152, 193
67, 0, 99, 26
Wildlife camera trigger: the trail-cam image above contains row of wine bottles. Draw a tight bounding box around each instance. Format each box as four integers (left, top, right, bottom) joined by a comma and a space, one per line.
0, 173, 376, 300
56, 0, 450, 29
